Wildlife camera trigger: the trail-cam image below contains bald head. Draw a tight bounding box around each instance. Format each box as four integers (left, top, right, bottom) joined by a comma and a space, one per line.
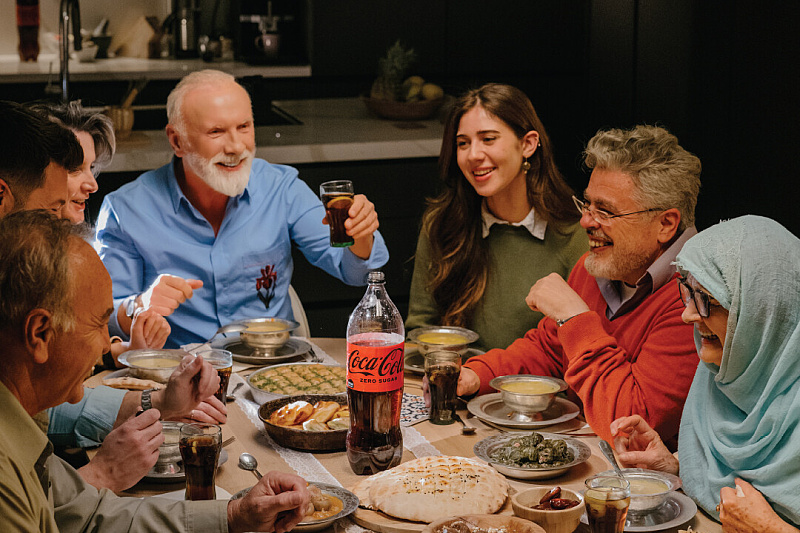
166, 70, 252, 136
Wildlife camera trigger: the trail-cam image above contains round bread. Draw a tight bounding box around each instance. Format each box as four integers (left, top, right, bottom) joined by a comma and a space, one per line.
353, 455, 508, 523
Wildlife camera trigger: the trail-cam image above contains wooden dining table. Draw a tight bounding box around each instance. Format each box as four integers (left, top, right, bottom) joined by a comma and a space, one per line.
85, 338, 722, 533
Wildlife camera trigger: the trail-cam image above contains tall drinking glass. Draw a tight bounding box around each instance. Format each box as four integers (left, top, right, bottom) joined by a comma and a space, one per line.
319, 180, 355, 247
179, 423, 222, 500
424, 350, 461, 424
584, 475, 631, 533
197, 349, 233, 406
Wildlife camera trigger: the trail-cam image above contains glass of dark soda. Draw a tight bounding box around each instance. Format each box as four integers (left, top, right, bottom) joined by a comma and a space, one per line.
320, 180, 355, 247
424, 350, 461, 424
196, 349, 233, 406
179, 423, 222, 500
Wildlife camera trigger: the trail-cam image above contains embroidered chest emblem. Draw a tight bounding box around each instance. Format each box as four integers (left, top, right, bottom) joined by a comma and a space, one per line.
256, 264, 278, 309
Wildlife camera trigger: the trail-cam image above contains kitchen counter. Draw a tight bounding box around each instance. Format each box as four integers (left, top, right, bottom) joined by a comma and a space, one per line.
106, 97, 446, 172
0, 54, 311, 83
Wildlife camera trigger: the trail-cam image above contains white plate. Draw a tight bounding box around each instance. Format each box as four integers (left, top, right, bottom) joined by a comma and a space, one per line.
144, 448, 229, 483
467, 393, 580, 429
212, 336, 313, 364
231, 482, 358, 532
473, 431, 591, 479
403, 347, 485, 374
580, 491, 697, 532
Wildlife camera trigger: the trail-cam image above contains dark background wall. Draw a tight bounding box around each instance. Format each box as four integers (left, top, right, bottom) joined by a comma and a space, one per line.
4, 0, 798, 336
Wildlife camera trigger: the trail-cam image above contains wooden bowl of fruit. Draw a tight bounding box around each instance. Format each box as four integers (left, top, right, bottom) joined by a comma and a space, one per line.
362, 94, 444, 121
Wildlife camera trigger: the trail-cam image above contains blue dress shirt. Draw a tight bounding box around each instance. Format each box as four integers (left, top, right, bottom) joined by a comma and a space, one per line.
95, 158, 389, 347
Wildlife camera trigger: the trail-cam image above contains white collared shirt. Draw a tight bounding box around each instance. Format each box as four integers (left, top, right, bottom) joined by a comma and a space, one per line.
481, 202, 547, 240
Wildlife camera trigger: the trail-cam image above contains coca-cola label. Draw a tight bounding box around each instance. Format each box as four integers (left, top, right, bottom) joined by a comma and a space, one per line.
346, 341, 404, 392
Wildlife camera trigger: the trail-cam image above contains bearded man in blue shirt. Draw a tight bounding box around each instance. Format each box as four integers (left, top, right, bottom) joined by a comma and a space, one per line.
96, 70, 389, 347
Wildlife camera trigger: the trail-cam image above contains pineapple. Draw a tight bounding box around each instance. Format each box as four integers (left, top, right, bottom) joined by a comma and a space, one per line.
370, 40, 417, 101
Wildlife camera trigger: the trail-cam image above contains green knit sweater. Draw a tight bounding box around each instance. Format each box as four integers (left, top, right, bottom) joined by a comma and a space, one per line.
406, 222, 588, 352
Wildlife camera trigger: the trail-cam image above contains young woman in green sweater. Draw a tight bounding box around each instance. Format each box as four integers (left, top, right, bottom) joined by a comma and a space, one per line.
406, 83, 587, 351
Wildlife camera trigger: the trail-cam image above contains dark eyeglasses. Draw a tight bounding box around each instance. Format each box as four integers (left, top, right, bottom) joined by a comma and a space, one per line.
572, 195, 661, 224
677, 276, 718, 318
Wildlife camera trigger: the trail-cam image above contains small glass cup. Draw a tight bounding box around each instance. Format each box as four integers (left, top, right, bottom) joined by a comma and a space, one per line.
424, 350, 462, 425
584, 475, 631, 533
179, 423, 222, 500
319, 180, 355, 247
197, 349, 233, 406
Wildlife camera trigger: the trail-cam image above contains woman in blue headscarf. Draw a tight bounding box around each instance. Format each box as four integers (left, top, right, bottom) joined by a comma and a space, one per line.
609, 215, 800, 532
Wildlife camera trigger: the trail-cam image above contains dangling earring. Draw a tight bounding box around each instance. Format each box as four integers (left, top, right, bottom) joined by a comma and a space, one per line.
521, 157, 531, 172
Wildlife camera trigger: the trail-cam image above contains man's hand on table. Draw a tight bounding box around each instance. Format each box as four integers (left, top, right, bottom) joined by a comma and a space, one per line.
227, 471, 310, 533
153, 354, 227, 422
78, 409, 163, 492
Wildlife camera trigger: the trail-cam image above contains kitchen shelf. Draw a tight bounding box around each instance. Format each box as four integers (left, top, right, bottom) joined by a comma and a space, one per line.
0, 55, 311, 84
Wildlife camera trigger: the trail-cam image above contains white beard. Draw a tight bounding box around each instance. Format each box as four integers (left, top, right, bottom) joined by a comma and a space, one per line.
183, 148, 254, 197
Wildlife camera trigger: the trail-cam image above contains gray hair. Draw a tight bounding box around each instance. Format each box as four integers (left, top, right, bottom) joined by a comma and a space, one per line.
166, 69, 242, 135
0, 210, 90, 332
29, 100, 116, 175
583, 125, 701, 231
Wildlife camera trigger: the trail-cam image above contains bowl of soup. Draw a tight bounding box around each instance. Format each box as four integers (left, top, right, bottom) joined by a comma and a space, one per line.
234, 317, 299, 357
597, 468, 681, 513
490, 375, 567, 414
407, 326, 479, 356
118, 349, 186, 383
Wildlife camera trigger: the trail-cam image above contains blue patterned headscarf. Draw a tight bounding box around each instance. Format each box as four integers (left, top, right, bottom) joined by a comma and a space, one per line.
674, 215, 800, 525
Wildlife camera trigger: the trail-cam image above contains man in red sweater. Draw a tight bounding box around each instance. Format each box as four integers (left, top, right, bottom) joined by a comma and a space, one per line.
458, 125, 702, 450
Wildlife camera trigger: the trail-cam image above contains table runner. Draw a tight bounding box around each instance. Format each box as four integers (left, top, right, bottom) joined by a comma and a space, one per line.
229, 338, 441, 488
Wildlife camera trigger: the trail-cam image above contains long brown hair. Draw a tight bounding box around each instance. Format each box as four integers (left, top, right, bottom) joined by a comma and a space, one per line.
422, 83, 578, 326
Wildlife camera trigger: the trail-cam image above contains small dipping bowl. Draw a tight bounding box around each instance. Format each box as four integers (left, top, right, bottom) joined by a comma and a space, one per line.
231, 482, 358, 532
235, 317, 300, 357
596, 468, 681, 513
512, 487, 584, 533
118, 349, 186, 383
153, 421, 183, 474
407, 326, 479, 356
490, 374, 568, 416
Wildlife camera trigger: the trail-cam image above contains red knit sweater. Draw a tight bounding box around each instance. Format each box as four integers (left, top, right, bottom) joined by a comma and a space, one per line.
464, 254, 699, 450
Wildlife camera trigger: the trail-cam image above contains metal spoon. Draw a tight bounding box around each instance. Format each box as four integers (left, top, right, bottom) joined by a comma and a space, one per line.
238, 452, 263, 480
203, 323, 247, 346
226, 382, 244, 403
598, 440, 626, 478
452, 413, 476, 435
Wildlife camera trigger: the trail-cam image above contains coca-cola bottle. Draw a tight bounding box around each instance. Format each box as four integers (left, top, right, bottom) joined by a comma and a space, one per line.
16, 0, 40, 62
346, 270, 404, 475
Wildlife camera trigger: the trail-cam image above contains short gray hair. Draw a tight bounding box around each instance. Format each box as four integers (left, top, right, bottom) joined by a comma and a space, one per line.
584, 125, 701, 231
0, 210, 90, 332
29, 100, 116, 175
166, 69, 241, 135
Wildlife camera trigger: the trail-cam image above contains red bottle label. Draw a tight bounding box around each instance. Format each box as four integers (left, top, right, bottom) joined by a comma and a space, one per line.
346, 339, 404, 393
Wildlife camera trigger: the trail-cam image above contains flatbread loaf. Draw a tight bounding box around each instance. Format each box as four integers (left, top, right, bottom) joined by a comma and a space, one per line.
103, 376, 164, 391
352, 455, 508, 523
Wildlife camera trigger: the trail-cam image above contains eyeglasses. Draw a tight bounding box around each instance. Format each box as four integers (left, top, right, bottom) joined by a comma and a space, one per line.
572, 195, 661, 224
677, 276, 719, 318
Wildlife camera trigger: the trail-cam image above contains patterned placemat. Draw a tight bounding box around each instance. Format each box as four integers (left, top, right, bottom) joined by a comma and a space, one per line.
401, 393, 429, 426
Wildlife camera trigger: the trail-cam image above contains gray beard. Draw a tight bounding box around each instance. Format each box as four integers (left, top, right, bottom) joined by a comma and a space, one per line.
183, 149, 253, 197
584, 247, 654, 283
